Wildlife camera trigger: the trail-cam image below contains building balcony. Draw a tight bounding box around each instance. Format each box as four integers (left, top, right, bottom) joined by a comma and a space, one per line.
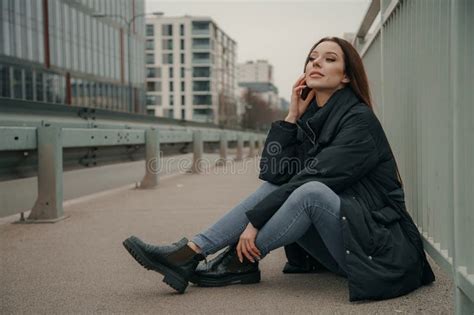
192, 44, 211, 50
192, 59, 211, 65
191, 29, 210, 36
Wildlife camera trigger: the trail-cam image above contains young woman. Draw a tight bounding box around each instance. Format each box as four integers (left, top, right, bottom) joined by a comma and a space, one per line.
123, 37, 435, 302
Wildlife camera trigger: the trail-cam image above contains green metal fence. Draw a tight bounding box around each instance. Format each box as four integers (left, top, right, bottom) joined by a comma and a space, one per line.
354, 0, 473, 313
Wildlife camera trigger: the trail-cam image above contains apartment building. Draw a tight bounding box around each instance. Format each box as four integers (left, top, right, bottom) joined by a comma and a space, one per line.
145, 15, 237, 124
237, 60, 280, 110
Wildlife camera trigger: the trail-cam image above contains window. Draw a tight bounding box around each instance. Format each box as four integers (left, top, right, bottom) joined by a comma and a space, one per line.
162, 24, 173, 36
146, 53, 154, 64
146, 94, 162, 106
99, 82, 106, 107
181, 109, 185, 120
193, 67, 210, 78
0, 65, 11, 98
192, 21, 210, 33
192, 38, 210, 49
111, 85, 119, 111
147, 82, 156, 91
180, 24, 184, 36
169, 81, 174, 92
90, 81, 97, 107
12, 68, 23, 99
181, 81, 185, 92
87, 87, 96, 108
152, 81, 162, 92
146, 67, 161, 78
146, 95, 156, 105
180, 53, 185, 64
24, 70, 33, 100
162, 39, 173, 50
192, 52, 210, 64
44, 73, 55, 103
193, 94, 212, 105
193, 81, 210, 92
170, 94, 174, 106
181, 95, 185, 106
146, 39, 154, 50
146, 68, 156, 78
146, 24, 154, 36
180, 67, 185, 78
35, 72, 44, 102
169, 66, 174, 78
56, 74, 65, 104
180, 39, 185, 50
162, 53, 173, 64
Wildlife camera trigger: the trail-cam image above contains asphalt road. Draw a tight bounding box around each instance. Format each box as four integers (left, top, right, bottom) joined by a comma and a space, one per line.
0, 157, 454, 314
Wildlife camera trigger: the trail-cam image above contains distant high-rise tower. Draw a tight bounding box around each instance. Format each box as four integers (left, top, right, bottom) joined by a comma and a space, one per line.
237, 60, 273, 83
237, 60, 280, 110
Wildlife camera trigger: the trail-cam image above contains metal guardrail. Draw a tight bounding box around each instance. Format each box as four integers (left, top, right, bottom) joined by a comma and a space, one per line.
354, 0, 473, 313
0, 98, 246, 130
0, 100, 266, 222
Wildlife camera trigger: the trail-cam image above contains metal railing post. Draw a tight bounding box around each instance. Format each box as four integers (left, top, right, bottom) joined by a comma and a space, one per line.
248, 134, 256, 158
191, 130, 203, 173
235, 133, 244, 161
216, 131, 228, 166
257, 136, 264, 155
27, 125, 66, 222
139, 128, 160, 189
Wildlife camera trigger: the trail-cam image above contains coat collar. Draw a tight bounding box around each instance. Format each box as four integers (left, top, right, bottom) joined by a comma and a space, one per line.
297, 86, 361, 145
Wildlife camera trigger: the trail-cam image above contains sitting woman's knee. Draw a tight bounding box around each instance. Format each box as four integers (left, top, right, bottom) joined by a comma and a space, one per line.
292, 181, 333, 200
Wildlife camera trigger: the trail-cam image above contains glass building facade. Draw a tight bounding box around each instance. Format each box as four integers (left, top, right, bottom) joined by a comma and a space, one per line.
0, 0, 146, 113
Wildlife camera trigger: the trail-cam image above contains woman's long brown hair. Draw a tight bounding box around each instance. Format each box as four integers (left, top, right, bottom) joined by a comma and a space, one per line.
303, 37, 404, 189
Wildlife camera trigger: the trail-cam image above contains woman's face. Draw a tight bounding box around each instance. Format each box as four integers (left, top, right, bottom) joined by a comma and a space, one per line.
305, 41, 349, 91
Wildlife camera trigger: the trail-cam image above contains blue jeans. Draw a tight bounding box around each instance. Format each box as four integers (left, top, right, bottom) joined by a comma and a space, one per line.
191, 181, 348, 277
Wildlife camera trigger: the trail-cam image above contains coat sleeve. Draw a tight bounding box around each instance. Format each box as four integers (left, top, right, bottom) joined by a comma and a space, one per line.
247, 112, 380, 229
258, 120, 300, 185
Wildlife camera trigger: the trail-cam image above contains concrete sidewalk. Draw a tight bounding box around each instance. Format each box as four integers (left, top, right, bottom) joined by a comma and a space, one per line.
0, 158, 453, 314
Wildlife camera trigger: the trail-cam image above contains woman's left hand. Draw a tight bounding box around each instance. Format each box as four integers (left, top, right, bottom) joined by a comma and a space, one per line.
236, 223, 261, 263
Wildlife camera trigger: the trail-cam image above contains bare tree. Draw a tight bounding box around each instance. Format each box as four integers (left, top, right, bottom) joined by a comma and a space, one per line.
218, 92, 239, 128
241, 90, 286, 131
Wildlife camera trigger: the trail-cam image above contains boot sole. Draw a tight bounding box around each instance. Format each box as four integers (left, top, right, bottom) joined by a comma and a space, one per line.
193, 271, 261, 287
123, 238, 188, 293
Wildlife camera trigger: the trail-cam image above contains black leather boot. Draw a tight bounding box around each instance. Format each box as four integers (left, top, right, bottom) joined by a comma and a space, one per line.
282, 243, 328, 274
190, 245, 260, 287
123, 236, 204, 293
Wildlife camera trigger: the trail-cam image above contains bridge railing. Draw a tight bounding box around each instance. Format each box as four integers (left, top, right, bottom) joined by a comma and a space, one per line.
353, 0, 473, 313
0, 99, 265, 222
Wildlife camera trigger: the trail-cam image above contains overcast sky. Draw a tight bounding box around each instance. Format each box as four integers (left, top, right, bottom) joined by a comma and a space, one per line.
146, 0, 371, 101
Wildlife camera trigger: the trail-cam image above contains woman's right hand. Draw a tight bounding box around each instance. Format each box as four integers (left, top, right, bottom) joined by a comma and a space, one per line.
286, 74, 315, 123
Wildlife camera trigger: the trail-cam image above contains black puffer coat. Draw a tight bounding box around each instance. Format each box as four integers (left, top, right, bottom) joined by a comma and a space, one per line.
245, 86, 435, 301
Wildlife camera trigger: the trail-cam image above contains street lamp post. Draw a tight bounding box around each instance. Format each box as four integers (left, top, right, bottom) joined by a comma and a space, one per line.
92, 11, 163, 113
